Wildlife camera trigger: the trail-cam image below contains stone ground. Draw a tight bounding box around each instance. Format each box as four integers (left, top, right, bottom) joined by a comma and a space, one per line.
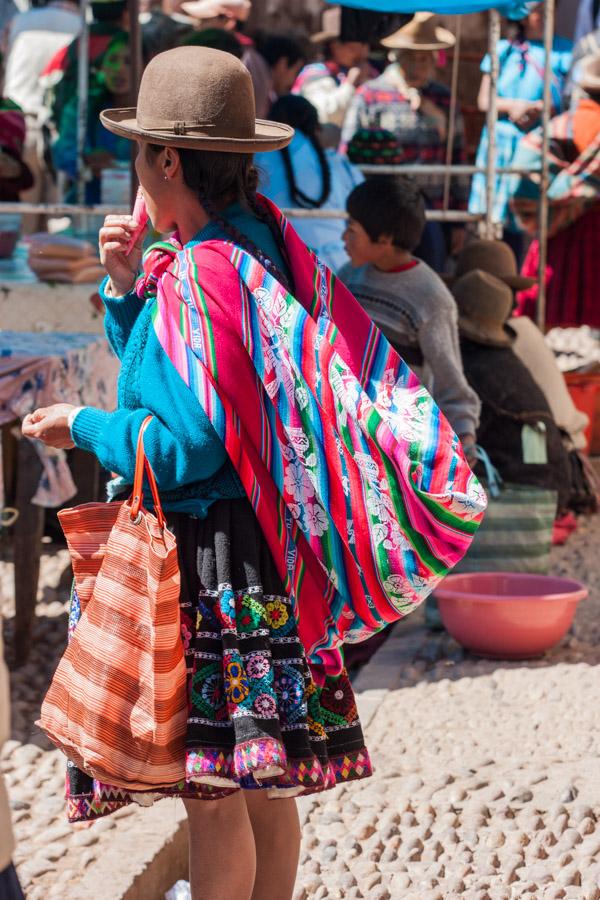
1, 513, 600, 899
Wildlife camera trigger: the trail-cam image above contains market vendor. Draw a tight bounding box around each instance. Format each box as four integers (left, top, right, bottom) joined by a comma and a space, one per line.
51, 32, 131, 204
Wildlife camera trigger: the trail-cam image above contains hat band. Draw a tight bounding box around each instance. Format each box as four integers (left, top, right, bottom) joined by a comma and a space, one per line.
138, 117, 218, 136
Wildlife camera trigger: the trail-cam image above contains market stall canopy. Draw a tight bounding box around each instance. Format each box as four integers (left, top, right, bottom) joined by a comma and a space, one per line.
325, 0, 538, 17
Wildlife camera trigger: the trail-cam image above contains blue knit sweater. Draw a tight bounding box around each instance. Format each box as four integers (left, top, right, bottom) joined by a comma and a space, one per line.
72, 204, 288, 516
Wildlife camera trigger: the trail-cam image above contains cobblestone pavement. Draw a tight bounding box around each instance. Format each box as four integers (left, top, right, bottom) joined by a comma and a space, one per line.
294, 514, 600, 899
1, 513, 600, 899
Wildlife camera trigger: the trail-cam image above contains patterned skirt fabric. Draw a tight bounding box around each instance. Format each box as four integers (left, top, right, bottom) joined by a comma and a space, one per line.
66, 498, 373, 822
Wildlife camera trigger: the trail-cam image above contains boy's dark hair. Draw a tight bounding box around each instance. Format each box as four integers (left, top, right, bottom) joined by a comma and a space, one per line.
346, 176, 426, 251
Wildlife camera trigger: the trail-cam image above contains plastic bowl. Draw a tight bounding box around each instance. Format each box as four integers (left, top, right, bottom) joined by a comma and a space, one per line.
435, 572, 588, 659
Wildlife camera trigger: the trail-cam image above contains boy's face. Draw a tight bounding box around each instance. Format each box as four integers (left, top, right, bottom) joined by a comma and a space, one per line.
343, 217, 391, 267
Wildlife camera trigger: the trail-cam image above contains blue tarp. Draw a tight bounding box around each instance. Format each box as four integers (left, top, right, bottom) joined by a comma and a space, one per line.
327, 0, 537, 18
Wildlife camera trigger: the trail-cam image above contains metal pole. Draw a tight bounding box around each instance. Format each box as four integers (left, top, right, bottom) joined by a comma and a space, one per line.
484, 8, 501, 240
443, 15, 461, 213
76, 0, 90, 210
0, 201, 486, 222
537, 0, 556, 332
128, 0, 142, 207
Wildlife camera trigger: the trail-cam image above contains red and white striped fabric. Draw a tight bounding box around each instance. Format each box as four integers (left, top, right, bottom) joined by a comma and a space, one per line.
38, 418, 187, 791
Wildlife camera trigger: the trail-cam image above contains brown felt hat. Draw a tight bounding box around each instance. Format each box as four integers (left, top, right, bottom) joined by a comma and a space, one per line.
453, 270, 516, 348
451, 238, 536, 289
100, 46, 293, 152
381, 13, 455, 51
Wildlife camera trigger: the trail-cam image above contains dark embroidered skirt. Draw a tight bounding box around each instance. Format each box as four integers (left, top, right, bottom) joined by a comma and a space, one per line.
66, 498, 373, 822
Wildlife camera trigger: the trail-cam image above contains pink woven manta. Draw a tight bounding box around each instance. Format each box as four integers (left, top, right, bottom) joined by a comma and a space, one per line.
138, 198, 486, 675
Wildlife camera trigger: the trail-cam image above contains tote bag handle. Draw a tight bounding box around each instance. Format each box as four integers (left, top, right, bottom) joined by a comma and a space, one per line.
474, 445, 503, 500
130, 416, 166, 529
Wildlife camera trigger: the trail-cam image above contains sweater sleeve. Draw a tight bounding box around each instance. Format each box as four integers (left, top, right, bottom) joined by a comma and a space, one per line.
100, 276, 145, 360
71, 404, 227, 491
418, 306, 481, 438
71, 322, 228, 489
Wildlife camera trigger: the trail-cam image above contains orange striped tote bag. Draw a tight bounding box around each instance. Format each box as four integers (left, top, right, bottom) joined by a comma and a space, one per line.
38, 417, 187, 791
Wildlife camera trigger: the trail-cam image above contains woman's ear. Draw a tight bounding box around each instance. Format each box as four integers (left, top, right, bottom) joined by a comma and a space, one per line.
163, 146, 182, 180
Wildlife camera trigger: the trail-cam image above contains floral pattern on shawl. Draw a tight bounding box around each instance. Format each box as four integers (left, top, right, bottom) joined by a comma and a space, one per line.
139, 198, 486, 671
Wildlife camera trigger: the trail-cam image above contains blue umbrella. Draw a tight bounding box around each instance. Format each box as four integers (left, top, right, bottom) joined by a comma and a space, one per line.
324, 0, 540, 18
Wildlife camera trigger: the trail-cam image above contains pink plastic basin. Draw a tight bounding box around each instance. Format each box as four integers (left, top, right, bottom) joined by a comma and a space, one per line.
436, 573, 588, 659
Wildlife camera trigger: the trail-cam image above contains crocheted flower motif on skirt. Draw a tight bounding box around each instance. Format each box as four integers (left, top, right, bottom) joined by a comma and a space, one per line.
65, 500, 373, 822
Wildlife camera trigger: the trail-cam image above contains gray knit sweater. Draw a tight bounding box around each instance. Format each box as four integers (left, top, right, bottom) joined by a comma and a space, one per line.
339, 260, 480, 437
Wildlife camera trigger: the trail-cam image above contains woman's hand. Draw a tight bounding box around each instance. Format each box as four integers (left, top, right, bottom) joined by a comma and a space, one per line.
508, 99, 543, 129
99, 214, 144, 296
460, 433, 477, 464
22, 404, 76, 449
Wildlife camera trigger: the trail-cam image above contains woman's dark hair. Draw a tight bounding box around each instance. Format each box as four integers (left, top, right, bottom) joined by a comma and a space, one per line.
146, 143, 293, 291
256, 34, 306, 69
182, 28, 243, 59
346, 176, 426, 251
269, 95, 331, 209
91, 0, 126, 22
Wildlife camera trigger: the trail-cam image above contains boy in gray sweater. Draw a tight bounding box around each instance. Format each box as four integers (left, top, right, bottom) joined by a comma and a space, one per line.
340, 177, 480, 452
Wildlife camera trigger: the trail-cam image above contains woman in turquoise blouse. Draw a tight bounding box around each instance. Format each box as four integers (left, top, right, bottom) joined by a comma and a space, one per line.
469, 3, 572, 262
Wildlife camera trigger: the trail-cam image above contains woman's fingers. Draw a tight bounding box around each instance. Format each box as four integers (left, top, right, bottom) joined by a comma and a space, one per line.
103, 215, 137, 228
24, 407, 48, 424
102, 241, 131, 256
99, 227, 131, 247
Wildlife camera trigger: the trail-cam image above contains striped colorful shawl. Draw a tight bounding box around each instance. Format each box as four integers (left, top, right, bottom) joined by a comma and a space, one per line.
138, 198, 486, 674
511, 109, 600, 238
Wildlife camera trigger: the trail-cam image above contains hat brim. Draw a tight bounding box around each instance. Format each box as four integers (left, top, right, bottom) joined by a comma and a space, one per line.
310, 29, 338, 44
458, 317, 516, 348
578, 78, 600, 92
100, 108, 294, 153
180, 0, 250, 21
444, 272, 536, 290
381, 26, 456, 51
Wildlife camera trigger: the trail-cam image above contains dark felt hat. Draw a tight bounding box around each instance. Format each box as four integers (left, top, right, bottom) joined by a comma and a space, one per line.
453, 270, 517, 348
101, 46, 293, 152
450, 238, 536, 290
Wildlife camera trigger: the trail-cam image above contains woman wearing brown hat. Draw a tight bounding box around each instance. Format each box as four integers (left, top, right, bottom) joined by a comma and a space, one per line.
453, 270, 572, 514
451, 239, 589, 453
22, 46, 376, 900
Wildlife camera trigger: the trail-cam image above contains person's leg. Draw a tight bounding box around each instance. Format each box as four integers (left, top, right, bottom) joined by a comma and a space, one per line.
244, 791, 301, 900
184, 792, 256, 900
